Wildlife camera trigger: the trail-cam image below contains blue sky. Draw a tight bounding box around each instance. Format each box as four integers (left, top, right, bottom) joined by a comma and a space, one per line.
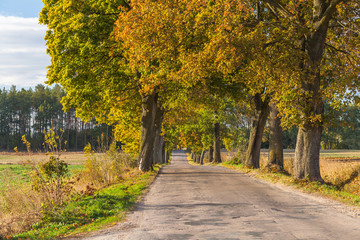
0, 0, 44, 18
0, 0, 50, 89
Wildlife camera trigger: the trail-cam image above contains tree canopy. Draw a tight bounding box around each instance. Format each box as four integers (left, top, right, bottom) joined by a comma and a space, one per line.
40, 0, 360, 180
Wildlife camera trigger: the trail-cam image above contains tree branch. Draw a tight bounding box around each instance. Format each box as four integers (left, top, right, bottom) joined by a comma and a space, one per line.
315, 0, 344, 30
325, 43, 350, 55
262, 0, 292, 18
336, 20, 360, 35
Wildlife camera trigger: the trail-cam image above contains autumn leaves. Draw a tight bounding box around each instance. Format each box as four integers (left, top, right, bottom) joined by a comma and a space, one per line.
41, 0, 359, 179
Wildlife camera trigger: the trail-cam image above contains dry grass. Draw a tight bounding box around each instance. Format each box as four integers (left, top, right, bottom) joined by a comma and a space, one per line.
263, 150, 360, 195
0, 171, 42, 237
0, 151, 93, 165
0, 149, 138, 237
0, 152, 87, 237
221, 149, 360, 195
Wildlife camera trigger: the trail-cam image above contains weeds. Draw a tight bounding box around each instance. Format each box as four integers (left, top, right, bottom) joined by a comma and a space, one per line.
26, 130, 74, 209
1, 131, 142, 238
0, 170, 42, 237
0, 129, 75, 237
13, 168, 158, 240
82, 136, 137, 188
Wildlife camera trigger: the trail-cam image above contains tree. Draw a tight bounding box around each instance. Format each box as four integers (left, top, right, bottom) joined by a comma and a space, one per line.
261, 0, 360, 181
177, 0, 359, 180
40, 0, 143, 153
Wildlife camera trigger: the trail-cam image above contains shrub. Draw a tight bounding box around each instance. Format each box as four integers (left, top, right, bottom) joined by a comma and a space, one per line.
83, 141, 137, 188
25, 130, 74, 210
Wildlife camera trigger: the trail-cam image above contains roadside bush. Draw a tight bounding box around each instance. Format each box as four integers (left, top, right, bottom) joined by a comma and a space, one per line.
26, 130, 74, 209
83, 140, 137, 188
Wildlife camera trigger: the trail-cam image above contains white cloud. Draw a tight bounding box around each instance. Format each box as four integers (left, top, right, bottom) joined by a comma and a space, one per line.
0, 15, 50, 89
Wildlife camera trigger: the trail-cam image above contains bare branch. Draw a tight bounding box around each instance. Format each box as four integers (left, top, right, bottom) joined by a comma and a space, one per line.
262, 0, 292, 18
336, 20, 360, 35
325, 43, 350, 55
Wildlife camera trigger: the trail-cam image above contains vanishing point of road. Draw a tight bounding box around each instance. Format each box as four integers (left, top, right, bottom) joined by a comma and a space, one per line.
83, 150, 360, 240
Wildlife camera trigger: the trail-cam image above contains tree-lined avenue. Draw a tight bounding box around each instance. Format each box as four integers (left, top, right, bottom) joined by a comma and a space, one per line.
83, 151, 360, 240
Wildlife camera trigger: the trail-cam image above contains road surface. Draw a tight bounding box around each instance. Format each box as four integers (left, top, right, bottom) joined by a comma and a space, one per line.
82, 150, 360, 240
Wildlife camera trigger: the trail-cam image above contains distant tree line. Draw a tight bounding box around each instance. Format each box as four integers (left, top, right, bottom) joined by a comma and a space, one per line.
0, 84, 112, 151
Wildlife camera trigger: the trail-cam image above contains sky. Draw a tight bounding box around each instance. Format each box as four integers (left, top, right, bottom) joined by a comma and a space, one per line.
0, 0, 50, 89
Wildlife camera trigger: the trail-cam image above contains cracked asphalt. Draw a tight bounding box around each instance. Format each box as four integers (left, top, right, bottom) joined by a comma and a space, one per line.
81, 150, 360, 240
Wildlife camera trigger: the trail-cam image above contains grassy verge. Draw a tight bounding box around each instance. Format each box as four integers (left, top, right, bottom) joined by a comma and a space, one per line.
10, 167, 159, 240
220, 160, 360, 207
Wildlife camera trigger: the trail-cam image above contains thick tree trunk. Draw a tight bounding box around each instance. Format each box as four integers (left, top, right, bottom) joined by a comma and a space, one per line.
208, 145, 214, 163
294, 123, 323, 181
266, 103, 283, 170
138, 91, 161, 172
194, 154, 199, 164
213, 113, 222, 163
245, 94, 270, 168
294, 14, 330, 181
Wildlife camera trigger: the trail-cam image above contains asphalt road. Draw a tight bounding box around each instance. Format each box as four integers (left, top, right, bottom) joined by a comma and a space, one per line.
83, 150, 360, 240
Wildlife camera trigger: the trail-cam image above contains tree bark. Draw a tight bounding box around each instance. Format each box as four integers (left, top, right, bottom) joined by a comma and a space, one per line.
208, 145, 214, 163
293, 4, 333, 181
138, 91, 161, 172
294, 122, 323, 181
153, 109, 164, 164
200, 149, 205, 165
213, 113, 222, 163
266, 103, 283, 170
196, 154, 201, 164
161, 140, 166, 164
245, 94, 270, 168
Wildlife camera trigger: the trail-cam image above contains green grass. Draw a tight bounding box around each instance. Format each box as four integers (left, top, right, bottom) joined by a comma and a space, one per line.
0, 164, 32, 187
0, 164, 84, 187
12, 167, 159, 240
220, 160, 360, 207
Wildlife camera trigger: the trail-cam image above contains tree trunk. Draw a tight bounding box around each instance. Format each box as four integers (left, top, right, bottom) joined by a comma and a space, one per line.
75, 116, 78, 151
293, 12, 331, 181
213, 113, 222, 163
266, 103, 283, 170
208, 145, 214, 163
165, 149, 170, 163
161, 140, 166, 164
138, 91, 161, 172
294, 123, 323, 181
200, 149, 205, 165
245, 94, 270, 168
153, 110, 164, 164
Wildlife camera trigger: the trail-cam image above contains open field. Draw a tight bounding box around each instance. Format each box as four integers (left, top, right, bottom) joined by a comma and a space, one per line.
0, 151, 91, 165
0, 152, 88, 187
221, 149, 360, 161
